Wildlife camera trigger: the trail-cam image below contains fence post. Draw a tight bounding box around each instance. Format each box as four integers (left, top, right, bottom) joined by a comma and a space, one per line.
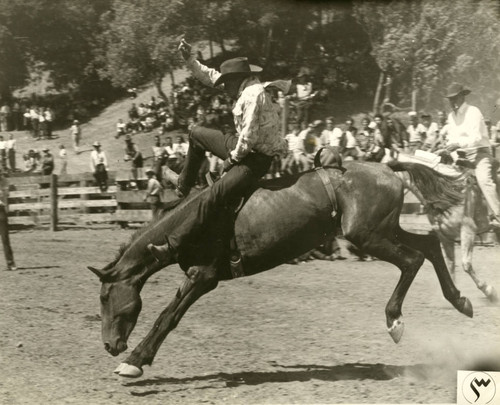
282, 96, 289, 136
50, 174, 58, 231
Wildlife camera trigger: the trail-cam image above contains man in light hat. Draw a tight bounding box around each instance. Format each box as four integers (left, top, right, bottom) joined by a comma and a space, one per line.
148, 38, 288, 262
443, 82, 500, 229
144, 168, 163, 220
90, 141, 109, 192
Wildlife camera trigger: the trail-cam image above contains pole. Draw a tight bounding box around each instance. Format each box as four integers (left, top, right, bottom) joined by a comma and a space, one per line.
282, 96, 290, 136
50, 174, 58, 231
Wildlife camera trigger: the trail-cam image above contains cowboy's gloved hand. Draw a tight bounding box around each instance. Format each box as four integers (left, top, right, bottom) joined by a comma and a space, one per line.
178, 39, 192, 61
222, 157, 237, 173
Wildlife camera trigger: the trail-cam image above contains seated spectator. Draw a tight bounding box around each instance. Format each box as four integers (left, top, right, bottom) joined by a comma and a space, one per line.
343, 120, 359, 161
299, 120, 323, 169
116, 118, 127, 138
320, 117, 345, 150
356, 116, 385, 161
381, 115, 408, 158
417, 112, 439, 151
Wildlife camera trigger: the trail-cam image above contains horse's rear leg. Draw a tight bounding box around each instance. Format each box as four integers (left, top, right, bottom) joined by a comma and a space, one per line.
396, 228, 473, 316
359, 236, 425, 343
116, 265, 219, 378
460, 226, 498, 303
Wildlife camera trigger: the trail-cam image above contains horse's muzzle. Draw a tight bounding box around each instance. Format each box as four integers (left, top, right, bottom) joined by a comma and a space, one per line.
104, 341, 127, 356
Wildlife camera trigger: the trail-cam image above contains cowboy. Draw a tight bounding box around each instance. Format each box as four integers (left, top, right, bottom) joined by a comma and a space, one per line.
143, 168, 163, 220
40, 147, 54, 175
443, 82, 500, 229
147, 39, 287, 262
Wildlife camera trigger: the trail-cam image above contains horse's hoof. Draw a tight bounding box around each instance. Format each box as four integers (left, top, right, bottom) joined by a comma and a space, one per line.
114, 363, 127, 374
459, 297, 474, 318
118, 364, 143, 378
388, 318, 404, 343
484, 285, 499, 303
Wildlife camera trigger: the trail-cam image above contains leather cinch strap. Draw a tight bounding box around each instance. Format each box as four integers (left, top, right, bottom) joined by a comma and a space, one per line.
315, 167, 338, 218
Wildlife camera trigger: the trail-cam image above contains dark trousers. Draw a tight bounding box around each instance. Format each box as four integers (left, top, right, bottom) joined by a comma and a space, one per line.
149, 195, 162, 220
0, 205, 15, 268
169, 126, 272, 250
93, 164, 108, 191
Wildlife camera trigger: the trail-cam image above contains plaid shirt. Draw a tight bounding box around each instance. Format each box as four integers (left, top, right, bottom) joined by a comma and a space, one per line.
187, 57, 287, 162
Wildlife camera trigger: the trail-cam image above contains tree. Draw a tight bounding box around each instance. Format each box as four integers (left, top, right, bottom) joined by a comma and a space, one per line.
0, 24, 27, 98
96, 0, 193, 102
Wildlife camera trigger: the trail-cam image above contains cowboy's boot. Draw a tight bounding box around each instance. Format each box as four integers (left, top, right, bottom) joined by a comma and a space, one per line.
147, 242, 175, 263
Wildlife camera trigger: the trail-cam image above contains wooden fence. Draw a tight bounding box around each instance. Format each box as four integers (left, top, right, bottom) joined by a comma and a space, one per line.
7, 170, 496, 244
6, 171, 178, 229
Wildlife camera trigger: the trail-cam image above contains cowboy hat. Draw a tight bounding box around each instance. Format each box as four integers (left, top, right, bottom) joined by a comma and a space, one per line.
145, 167, 155, 174
93, 141, 101, 147
213, 57, 262, 87
309, 119, 324, 129
444, 83, 471, 98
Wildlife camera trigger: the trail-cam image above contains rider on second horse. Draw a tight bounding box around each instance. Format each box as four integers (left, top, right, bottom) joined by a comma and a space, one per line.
147, 39, 289, 262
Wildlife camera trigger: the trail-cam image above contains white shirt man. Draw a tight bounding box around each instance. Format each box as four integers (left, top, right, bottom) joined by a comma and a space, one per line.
444, 83, 500, 228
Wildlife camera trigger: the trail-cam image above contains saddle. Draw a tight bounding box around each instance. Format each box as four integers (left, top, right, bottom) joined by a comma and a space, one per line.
208, 147, 345, 279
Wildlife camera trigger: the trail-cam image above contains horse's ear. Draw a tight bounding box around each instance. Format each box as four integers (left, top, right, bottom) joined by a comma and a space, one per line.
88, 266, 105, 279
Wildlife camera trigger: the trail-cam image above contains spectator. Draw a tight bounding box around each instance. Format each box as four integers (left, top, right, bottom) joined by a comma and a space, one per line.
406, 111, 420, 153
12, 101, 22, 131
143, 168, 163, 220
124, 134, 143, 183
90, 141, 108, 192
298, 120, 323, 169
0, 136, 6, 171
281, 123, 308, 175
320, 117, 345, 149
0, 167, 16, 271
29, 105, 39, 139
6, 134, 16, 172
70, 119, 81, 154
382, 116, 408, 158
24, 150, 38, 172
44, 107, 53, 139
356, 116, 385, 161
172, 135, 189, 171
116, 118, 127, 138
23, 107, 31, 132
152, 135, 166, 181
59, 144, 68, 175
40, 147, 54, 175
417, 112, 439, 151
293, 68, 317, 126
38, 107, 46, 141
0, 103, 10, 131
343, 117, 359, 160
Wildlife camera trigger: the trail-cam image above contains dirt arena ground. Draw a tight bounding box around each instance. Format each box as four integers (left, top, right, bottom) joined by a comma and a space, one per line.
1, 228, 499, 404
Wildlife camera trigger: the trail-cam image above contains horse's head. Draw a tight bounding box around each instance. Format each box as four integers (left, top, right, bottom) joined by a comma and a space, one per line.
88, 265, 143, 356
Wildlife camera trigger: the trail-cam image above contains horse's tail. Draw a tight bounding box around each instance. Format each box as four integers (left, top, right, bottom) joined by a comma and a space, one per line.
387, 161, 463, 213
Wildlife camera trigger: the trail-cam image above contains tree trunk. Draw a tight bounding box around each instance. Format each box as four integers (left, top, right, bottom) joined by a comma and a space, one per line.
373, 71, 385, 115
209, 39, 214, 59
264, 26, 274, 67
384, 74, 392, 105
154, 75, 168, 104
411, 87, 418, 112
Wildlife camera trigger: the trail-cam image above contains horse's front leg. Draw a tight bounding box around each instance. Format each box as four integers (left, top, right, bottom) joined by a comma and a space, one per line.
460, 225, 498, 303
116, 265, 219, 378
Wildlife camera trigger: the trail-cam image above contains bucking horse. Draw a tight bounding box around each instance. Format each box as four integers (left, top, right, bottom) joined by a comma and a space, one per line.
88, 148, 473, 378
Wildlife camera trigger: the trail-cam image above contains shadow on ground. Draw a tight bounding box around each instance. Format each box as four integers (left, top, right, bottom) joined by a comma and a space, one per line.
124, 362, 434, 391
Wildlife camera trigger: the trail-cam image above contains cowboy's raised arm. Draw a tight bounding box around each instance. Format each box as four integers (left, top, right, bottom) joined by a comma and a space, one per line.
179, 39, 222, 88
